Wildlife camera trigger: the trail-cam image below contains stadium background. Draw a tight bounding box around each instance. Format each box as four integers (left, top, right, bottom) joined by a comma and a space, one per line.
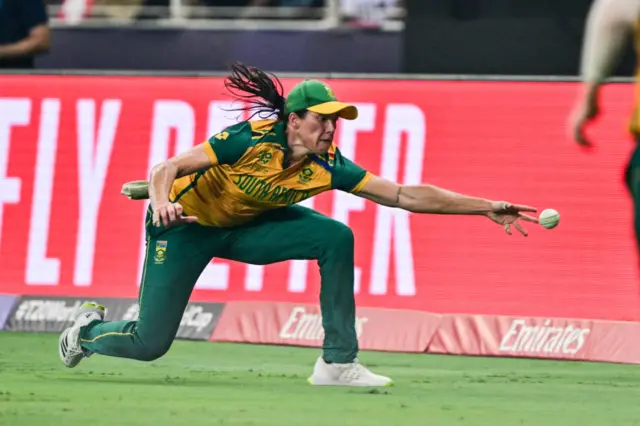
3, 0, 640, 370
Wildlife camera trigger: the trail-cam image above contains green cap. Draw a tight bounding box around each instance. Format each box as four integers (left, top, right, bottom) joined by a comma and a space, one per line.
284, 79, 358, 120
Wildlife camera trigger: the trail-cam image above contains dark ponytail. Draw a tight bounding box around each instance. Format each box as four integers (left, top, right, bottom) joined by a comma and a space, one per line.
223, 62, 287, 121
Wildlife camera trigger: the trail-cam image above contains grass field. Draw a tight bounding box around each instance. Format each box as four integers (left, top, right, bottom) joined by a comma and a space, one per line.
0, 332, 639, 426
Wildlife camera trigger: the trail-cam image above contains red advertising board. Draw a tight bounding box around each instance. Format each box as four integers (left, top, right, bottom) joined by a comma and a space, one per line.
427, 313, 640, 364
1, 75, 639, 322
207, 301, 640, 364
211, 301, 441, 353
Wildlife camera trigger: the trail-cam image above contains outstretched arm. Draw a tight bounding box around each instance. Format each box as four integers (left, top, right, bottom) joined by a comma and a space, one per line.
356, 175, 492, 214
355, 175, 538, 236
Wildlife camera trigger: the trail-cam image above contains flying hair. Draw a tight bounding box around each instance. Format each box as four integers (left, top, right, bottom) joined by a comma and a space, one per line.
223, 62, 288, 121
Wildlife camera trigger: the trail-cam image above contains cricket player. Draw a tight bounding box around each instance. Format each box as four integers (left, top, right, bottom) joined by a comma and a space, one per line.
59, 63, 539, 387
569, 0, 640, 258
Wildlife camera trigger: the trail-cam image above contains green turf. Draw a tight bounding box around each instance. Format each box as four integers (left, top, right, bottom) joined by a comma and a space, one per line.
0, 332, 639, 426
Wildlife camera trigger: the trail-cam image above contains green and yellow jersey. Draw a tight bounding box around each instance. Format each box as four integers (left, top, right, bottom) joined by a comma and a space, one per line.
169, 119, 372, 227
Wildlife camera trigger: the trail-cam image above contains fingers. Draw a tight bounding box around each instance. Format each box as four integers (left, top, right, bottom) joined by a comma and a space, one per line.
503, 221, 529, 237
508, 204, 537, 213
159, 209, 170, 227
180, 216, 199, 224
569, 103, 598, 147
513, 221, 528, 237
153, 203, 197, 228
574, 130, 592, 147
518, 213, 539, 224
166, 204, 177, 223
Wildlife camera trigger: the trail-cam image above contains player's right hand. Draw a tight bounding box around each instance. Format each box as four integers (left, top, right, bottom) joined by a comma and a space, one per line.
152, 202, 198, 228
568, 90, 599, 148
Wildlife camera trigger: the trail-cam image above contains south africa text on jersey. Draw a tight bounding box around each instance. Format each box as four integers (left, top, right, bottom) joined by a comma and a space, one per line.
233, 175, 312, 204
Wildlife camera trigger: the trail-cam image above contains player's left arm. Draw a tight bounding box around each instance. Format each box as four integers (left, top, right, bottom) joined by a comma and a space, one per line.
356, 175, 493, 215
355, 175, 538, 235
332, 148, 496, 215
331, 149, 537, 235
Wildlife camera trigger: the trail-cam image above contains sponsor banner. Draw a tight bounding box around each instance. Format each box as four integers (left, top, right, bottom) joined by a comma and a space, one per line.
1, 75, 640, 321
0, 295, 19, 330
4, 295, 223, 340
112, 300, 224, 341
5, 296, 97, 332
427, 314, 640, 364
210, 301, 441, 353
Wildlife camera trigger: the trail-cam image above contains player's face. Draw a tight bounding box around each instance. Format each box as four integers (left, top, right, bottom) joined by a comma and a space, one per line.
298, 112, 339, 154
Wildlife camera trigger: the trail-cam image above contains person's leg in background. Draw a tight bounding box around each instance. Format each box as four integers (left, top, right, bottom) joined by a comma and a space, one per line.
224, 205, 392, 386
624, 141, 640, 289
59, 217, 227, 367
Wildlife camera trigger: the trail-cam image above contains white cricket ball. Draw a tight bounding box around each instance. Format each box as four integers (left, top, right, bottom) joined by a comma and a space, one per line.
539, 208, 560, 229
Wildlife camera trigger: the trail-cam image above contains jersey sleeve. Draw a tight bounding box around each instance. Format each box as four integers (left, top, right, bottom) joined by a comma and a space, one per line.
330, 147, 373, 193
21, 0, 49, 29
201, 121, 254, 166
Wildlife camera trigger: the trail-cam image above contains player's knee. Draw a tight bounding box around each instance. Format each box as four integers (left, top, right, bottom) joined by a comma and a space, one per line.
319, 220, 354, 249
137, 340, 173, 361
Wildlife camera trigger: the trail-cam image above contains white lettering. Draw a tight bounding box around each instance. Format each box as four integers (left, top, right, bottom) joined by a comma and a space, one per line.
332, 103, 375, 294
279, 306, 368, 340
74, 99, 121, 286
369, 104, 425, 296
498, 319, 523, 351
0, 99, 29, 253
14, 300, 81, 322
26, 100, 61, 285
123, 303, 139, 321
499, 319, 590, 355
194, 101, 247, 290
286, 196, 315, 293
280, 307, 324, 340
180, 305, 214, 331
245, 264, 264, 292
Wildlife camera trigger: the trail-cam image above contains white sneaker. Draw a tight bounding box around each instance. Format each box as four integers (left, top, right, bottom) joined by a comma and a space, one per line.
58, 302, 106, 368
307, 356, 393, 387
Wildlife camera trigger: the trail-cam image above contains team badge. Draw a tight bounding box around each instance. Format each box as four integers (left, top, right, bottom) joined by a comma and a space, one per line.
257, 151, 273, 164
298, 167, 314, 184
154, 240, 167, 265
323, 84, 336, 99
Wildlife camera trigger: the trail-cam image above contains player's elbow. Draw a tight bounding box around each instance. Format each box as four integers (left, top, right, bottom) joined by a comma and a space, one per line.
35, 32, 51, 53
29, 26, 51, 54
150, 161, 177, 180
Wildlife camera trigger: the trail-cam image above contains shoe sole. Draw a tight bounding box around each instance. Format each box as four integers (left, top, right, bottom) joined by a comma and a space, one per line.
307, 377, 394, 387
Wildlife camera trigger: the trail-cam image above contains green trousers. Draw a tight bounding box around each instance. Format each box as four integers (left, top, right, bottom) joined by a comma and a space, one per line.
79, 205, 359, 363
